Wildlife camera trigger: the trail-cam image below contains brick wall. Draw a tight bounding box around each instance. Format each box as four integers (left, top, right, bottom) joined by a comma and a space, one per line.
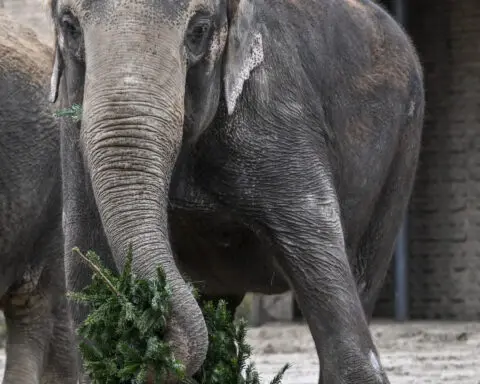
376, 0, 480, 320
1, 0, 53, 46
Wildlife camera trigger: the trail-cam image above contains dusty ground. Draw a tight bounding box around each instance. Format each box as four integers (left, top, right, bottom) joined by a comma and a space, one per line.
1, 320, 479, 383
245, 321, 480, 384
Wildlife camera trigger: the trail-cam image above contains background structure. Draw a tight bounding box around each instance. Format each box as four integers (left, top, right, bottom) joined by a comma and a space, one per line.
375, 0, 480, 321
2, 0, 480, 322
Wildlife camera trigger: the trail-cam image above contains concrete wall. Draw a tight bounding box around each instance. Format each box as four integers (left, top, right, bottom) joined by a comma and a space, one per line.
1, 0, 54, 46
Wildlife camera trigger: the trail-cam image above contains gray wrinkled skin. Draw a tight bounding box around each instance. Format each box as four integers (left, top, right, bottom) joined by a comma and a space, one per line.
0, 11, 77, 384
48, 0, 424, 382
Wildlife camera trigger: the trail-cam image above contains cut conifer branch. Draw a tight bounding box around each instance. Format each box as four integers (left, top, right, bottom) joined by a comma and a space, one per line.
54, 103, 83, 122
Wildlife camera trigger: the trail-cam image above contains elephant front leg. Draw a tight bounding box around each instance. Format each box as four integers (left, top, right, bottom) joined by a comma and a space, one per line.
41, 296, 78, 384
238, 174, 389, 384
63, 206, 116, 384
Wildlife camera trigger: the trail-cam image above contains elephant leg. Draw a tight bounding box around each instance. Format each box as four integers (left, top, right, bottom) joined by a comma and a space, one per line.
3, 297, 51, 384
63, 210, 116, 384
354, 154, 417, 322
65, 269, 93, 384
64, 254, 96, 384
39, 223, 78, 384
40, 298, 78, 384
2, 229, 72, 384
236, 173, 389, 384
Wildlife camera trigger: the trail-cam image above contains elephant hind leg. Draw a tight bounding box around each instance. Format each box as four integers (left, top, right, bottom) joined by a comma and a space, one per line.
355, 147, 420, 321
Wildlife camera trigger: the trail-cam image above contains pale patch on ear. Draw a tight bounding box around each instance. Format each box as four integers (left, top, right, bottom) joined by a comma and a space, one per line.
224, 32, 263, 115
206, 23, 228, 73
49, 35, 64, 103
223, 0, 264, 115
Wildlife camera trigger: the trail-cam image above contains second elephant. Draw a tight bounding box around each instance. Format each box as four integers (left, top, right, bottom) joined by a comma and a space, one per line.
0, 12, 77, 384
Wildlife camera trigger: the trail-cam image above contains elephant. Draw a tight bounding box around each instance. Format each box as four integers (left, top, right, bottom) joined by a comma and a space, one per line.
0, 11, 77, 384
48, 0, 424, 382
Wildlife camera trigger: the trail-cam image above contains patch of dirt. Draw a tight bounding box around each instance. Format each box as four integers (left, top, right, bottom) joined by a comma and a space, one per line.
245, 321, 480, 384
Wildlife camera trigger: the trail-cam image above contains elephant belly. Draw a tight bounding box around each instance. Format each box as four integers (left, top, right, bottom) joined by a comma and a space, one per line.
169, 208, 290, 296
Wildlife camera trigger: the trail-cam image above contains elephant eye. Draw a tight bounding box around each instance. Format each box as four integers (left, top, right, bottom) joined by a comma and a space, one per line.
185, 16, 212, 59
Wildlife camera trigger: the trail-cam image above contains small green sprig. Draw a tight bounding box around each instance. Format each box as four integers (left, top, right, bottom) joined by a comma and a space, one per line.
54, 104, 83, 122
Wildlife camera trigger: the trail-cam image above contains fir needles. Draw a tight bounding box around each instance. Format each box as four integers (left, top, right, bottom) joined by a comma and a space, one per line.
54, 104, 83, 122
68, 247, 185, 384
194, 301, 289, 384
69, 247, 290, 384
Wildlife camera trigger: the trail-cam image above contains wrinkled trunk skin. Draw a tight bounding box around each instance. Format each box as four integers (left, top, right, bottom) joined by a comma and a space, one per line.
81, 25, 208, 376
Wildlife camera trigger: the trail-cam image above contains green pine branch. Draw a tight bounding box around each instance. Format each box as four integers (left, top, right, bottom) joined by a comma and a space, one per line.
193, 300, 290, 384
68, 246, 182, 384
69, 247, 290, 384
54, 104, 83, 122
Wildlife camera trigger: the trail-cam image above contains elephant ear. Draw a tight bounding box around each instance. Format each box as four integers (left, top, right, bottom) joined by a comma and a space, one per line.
49, 35, 64, 103
224, 0, 264, 115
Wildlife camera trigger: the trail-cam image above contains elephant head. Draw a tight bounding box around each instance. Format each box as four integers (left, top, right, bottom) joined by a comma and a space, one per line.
48, 0, 264, 375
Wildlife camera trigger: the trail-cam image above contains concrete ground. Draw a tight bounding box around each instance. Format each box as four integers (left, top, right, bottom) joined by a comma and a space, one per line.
1, 320, 479, 383
245, 321, 480, 384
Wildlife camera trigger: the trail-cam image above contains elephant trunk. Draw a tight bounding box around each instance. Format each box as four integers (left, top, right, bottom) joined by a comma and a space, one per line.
81, 26, 208, 375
